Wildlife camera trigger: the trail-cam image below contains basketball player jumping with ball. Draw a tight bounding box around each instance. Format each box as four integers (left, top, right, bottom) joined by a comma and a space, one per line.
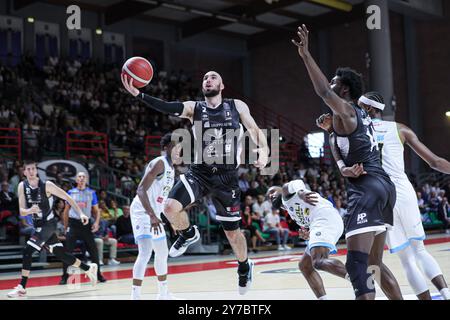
121, 70, 269, 295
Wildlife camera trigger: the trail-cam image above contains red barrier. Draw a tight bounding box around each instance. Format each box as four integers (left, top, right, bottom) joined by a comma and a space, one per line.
66, 131, 108, 163
0, 128, 21, 160
145, 135, 162, 161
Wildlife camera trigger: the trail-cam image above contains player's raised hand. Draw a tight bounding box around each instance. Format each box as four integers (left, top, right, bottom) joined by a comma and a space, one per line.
291, 24, 310, 59
121, 73, 140, 97
341, 163, 367, 178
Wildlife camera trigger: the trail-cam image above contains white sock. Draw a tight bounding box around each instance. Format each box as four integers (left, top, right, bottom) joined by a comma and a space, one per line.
318, 295, 328, 300
440, 288, 450, 300
158, 280, 168, 296
131, 285, 142, 300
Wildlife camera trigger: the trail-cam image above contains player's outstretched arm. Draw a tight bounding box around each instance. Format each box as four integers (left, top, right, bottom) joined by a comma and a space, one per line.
121, 74, 195, 122
398, 123, 450, 174
292, 25, 355, 120
45, 181, 89, 224
235, 99, 269, 169
137, 160, 165, 234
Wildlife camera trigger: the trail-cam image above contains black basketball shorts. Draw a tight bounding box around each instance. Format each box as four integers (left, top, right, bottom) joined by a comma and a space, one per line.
344, 173, 396, 239
168, 167, 241, 231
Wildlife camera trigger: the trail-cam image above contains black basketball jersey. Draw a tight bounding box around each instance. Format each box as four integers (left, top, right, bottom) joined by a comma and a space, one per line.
23, 179, 53, 225
334, 104, 388, 178
191, 99, 244, 172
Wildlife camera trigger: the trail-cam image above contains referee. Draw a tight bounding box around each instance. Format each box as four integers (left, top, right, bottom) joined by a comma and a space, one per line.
59, 172, 107, 284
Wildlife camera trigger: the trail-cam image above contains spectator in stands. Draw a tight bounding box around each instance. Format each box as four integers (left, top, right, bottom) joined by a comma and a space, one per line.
0, 181, 18, 212
437, 196, 449, 232
334, 195, 347, 219
94, 219, 120, 266
238, 173, 250, 195
108, 199, 123, 221
98, 200, 113, 221
417, 191, 426, 213
240, 203, 267, 254
264, 208, 291, 251
115, 205, 134, 244
252, 194, 271, 217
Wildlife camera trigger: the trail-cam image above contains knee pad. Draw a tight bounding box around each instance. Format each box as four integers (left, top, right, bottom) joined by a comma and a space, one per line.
345, 250, 375, 298
221, 220, 240, 231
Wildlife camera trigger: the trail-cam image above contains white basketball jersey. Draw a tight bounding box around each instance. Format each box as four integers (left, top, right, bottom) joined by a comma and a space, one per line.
133, 156, 175, 216
282, 180, 336, 228
372, 119, 406, 179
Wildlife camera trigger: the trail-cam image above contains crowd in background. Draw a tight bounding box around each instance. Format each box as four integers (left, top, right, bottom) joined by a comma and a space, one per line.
0, 57, 450, 255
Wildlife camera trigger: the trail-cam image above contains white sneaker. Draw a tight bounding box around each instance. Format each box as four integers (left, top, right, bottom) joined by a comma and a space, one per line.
99, 260, 104, 266
238, 259, 255, 295
277, 245, 285, 251
7, 285, 26, 298
107, 258, 121, 266
85, 263, 98, 286
283, 245, 292, 250
169, 226, 200, 258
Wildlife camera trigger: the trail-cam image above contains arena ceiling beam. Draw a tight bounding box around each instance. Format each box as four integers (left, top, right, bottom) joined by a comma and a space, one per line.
105, 0, 159, 25
180, 0, 305, 39
247, 2, 365, 48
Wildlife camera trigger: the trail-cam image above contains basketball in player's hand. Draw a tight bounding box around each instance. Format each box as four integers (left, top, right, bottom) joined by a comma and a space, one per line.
121, 57, 153, 88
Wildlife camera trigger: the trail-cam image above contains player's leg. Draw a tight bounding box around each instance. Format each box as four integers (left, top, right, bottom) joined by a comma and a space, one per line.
298, 251, 327, 299
46, 234, 97, 286
368, 231, 403, 300
165, 173, 204, 257
388, 191, 431, 300
410, 240, 450, 300
396, 245, 431, 300
310, 246, 347, 279
345, 231, 377, 300
7, 240, 39, 297
212, 175, 253, 295
131, 237, 153, 300
152, 228, 171, 300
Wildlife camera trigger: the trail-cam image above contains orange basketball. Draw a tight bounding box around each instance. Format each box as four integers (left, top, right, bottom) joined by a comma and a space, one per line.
121, 56, 153, 88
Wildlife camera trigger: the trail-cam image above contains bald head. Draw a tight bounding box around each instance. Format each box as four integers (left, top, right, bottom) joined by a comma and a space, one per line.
202, 71, 224, 98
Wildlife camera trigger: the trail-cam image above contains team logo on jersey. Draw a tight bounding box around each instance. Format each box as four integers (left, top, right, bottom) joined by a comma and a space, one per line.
157, 196, 164, 203
357, 213, 368, 224
316, 232, 321, 236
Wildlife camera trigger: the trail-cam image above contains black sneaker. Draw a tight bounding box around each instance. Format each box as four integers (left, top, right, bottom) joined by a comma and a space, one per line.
98, 275, 107, 283
169, 226, 200, 257
238, 259, 254, 295
59, 275, 68, 285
